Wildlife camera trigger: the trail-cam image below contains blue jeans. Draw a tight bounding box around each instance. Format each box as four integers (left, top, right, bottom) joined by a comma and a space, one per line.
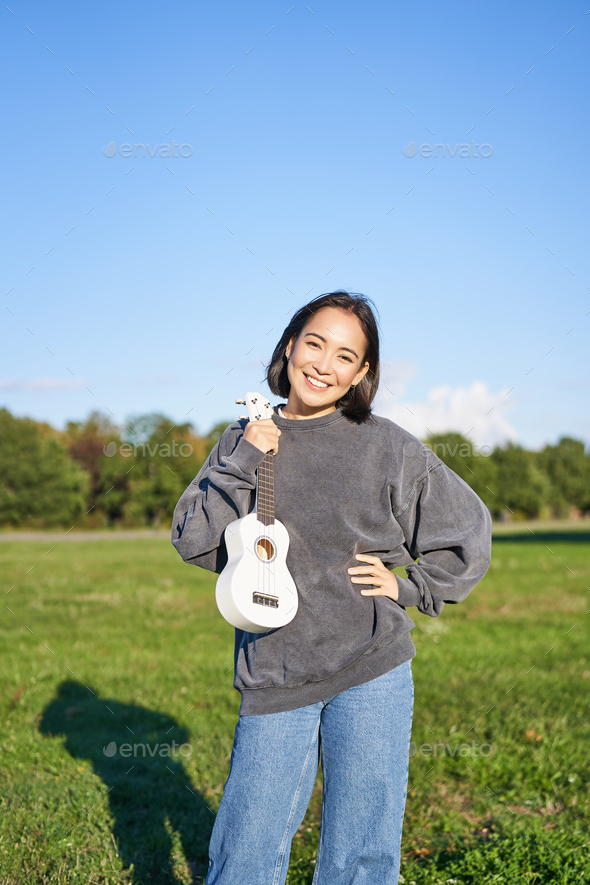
205, 659, 414, 885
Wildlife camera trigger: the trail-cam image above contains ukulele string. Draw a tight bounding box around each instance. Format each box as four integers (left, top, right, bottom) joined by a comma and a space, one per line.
263, 457, 265, 600
271, 452, 276, 602
258, 454, 268, 594
258, 459, 262, 609
262, 451, 274, 605
264, 450, 270, 604
266, 452, 272, 602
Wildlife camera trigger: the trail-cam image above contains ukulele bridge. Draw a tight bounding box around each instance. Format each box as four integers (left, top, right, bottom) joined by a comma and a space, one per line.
253, 591, 279, 609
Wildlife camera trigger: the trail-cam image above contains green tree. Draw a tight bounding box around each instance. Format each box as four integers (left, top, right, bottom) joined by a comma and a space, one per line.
536, 436, 590, 516
118, 413, 207, 527
64, 411, 125, 526
0, 408, 89, 528
423, 432, 497, 513
490, 442, 552, 520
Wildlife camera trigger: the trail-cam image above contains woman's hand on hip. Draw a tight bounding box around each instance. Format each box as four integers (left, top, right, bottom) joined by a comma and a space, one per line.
348, 553, 399, 601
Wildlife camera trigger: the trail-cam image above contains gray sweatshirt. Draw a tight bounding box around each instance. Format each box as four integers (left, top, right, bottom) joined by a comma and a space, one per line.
171, 405, 492, 715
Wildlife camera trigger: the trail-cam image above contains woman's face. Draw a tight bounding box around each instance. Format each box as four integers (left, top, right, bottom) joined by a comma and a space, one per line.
284, 306, 370, 418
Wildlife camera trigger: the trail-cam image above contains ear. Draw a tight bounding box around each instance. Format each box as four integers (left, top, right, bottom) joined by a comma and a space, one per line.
354, 361, 370, 386
285, 335, 296, 360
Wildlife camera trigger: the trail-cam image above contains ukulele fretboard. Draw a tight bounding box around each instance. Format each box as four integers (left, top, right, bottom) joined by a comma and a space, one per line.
257, 452, 275, 526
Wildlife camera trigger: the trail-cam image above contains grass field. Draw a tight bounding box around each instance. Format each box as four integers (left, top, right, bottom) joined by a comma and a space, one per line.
0, 523, 588, 884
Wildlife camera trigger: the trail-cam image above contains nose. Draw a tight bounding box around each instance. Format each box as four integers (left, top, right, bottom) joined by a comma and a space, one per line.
312, 354, 332, 376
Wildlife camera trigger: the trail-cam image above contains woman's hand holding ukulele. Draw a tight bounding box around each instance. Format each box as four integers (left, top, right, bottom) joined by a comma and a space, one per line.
348, 554, 399, 601
243, 419, 281, 454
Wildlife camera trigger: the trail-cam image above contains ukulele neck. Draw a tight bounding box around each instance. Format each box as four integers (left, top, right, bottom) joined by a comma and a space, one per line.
256, 452, 275, 526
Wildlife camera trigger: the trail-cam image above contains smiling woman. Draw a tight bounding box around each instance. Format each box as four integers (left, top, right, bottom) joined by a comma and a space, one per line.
266, 292, 380, 421
171, 289, 493, 885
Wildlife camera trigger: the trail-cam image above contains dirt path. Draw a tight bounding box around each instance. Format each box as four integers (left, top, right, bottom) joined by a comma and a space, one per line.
0, 530, 171, 542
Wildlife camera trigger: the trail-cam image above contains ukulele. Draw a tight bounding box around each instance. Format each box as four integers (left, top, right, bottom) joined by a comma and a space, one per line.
215, 392, 299, 633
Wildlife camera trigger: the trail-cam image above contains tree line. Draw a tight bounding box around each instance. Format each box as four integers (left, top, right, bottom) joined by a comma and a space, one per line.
0, 407, 588, 529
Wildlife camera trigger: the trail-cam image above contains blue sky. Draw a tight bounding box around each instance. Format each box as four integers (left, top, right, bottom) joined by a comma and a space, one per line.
1, 0, 589, 450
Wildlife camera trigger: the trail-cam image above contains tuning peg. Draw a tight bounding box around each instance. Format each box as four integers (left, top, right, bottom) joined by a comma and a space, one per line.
235, 399, 246, 405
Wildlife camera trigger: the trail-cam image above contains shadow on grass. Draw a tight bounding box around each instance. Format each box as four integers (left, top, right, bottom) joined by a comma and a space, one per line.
39, 680, 213, 884
492, 530, 590, 545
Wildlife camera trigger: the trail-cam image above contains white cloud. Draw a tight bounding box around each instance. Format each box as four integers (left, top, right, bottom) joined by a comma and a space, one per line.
375, 378, 519, 447
377, 360, 417, 398
0, 378, 86, 391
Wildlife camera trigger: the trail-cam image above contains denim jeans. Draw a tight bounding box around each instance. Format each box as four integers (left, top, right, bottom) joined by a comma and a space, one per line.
205, 659, 414, 885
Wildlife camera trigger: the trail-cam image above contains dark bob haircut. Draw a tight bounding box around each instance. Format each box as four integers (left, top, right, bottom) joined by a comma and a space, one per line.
265, 290, 380, 423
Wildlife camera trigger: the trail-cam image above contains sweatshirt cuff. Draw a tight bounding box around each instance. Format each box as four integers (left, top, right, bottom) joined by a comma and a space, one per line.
393, 574, 422, 608
227, 435, 269, 475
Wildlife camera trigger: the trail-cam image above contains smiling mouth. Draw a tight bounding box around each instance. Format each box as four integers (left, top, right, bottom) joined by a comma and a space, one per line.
304, 373, 330, 390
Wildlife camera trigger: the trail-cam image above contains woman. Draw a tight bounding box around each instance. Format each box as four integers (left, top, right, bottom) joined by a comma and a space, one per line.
171, 291, 492, 884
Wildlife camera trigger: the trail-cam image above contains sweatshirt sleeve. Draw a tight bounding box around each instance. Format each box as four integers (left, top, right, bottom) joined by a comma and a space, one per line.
392, 461, 492, 617
170, 422, 267, 573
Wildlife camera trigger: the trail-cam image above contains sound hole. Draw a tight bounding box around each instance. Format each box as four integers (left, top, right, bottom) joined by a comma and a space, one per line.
255, 537, 275, 561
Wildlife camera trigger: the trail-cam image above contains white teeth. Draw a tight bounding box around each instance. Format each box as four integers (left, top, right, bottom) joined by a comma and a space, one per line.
305, 374, 329, 389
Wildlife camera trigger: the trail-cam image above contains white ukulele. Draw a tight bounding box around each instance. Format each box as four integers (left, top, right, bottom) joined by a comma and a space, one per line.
215, 392, 299, 633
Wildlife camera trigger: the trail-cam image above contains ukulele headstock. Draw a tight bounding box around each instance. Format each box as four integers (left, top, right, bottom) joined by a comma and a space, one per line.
235, 392, 273, 423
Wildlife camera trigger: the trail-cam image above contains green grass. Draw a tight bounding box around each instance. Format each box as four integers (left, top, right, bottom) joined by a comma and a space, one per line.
0, 524, 588, 883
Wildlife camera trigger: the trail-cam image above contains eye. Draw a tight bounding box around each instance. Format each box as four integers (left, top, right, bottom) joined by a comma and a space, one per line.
306, 339, 353, 362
